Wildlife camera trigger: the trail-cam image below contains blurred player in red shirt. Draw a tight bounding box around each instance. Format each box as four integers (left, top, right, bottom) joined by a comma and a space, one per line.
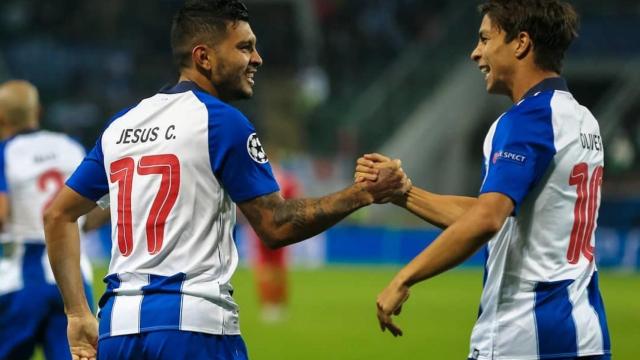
249, 163, 300, 322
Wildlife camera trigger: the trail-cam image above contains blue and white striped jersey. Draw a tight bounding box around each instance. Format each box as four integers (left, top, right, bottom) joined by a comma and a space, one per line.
469, 78, 610, 360
66, 81, 279, 339
0, 130, 93, 295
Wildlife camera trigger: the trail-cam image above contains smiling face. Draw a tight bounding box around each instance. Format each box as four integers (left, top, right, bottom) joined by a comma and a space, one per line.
209, 20, 262, 101
470, 15, 518, 97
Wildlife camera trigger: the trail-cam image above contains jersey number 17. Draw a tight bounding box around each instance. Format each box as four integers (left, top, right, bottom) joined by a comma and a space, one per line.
109, 154, 180, 257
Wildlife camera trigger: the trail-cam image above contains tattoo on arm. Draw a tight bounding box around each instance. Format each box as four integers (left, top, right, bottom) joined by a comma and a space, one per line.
239, 187, 369, 247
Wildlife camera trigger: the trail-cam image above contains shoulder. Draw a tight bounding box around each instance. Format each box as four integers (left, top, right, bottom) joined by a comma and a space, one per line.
504, 91, 554, 124
0, 138, 9, 157
191, 90, 250, 125
497, 92, 556, 135
102, 102, 140, 132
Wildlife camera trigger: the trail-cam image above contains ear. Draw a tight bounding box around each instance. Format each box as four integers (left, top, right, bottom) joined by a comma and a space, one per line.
514, 31, 532, 60
192, 45, 213, 71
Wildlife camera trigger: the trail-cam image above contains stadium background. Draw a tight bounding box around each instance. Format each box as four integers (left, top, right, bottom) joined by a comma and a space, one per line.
0, 0, 637, 358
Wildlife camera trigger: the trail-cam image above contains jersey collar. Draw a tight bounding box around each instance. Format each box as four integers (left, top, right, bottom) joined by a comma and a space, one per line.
521, 77, 569, 100
159, 81, 206, 94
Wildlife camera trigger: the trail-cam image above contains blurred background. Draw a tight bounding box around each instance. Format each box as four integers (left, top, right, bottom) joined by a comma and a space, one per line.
1, 0, 638, 359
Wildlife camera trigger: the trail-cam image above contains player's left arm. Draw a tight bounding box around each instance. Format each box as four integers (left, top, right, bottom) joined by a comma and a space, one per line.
376, 192, 513, 337
238, 163, 408, 249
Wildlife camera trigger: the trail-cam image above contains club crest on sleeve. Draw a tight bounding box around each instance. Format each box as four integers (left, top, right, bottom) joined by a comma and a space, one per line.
246, 133, 268, 164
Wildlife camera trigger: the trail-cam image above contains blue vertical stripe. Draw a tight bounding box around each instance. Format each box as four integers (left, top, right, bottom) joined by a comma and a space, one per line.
22, 244, 46, 284
139, 273, 186, 330
0, 140, 7, 192
477, 246, 489, 319
98, 274, 121, 337
534, 279, 577, 357
587, 272, 611, 353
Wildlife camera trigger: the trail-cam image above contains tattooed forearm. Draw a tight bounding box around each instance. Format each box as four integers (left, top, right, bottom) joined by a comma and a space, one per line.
238, 185, 373, 248
273, 198, 306, 229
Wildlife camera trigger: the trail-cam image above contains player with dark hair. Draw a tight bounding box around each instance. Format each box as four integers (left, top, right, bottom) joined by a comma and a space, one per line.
0, 80, 95, 360
43, 1, 409, 359
357, 1, 610, 359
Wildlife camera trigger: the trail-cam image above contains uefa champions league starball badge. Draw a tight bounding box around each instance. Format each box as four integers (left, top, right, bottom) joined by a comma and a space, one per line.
247, 133, 268, 164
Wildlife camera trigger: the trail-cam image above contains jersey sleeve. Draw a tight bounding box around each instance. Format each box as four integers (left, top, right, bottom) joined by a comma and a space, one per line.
206, 104, 279, 203
66, 138, 109, 202
66, 106, 136, 202
480, 94, 557, 211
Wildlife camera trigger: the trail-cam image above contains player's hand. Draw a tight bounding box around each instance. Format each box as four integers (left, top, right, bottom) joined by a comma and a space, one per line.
355, 154, 411, 204
67, 312, 98, 360
376, 280, 410, 337
353, 153, 392, 183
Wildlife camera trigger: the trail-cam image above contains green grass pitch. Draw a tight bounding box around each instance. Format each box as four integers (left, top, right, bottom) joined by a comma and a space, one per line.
34, 266, 639, 359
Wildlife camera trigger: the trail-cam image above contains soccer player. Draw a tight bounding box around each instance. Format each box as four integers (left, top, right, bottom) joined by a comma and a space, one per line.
42, 1, 409, 359
356, 1, 611, 359
0, 80, 94, 360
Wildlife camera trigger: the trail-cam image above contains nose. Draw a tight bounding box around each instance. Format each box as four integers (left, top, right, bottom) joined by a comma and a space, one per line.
251, 49, 263, 67
470, 44, 481, 63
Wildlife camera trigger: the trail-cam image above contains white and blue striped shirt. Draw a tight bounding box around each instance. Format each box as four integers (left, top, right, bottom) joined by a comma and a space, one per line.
0, 130, 92, 295
470, 78, 610, 360
67, 81, 279, 339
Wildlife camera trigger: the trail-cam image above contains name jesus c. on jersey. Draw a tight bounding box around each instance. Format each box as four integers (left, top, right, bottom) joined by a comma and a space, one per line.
66, 81, 280, 339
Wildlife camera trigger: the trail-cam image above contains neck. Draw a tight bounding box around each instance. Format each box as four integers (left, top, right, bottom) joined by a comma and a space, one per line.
178, 68, 219, 98
7, 123, 37, 137
509, 68, 559, 103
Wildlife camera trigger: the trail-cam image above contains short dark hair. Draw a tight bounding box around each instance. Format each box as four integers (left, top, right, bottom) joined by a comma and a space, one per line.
479, 0, 579, 73
171, 0, 250, 69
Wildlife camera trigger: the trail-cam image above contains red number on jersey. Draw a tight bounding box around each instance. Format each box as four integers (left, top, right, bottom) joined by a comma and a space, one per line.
110, 157, 135, 256
37, 169, 66, 213
136, 154, 180, 255
567, 163, 603, 264
109, 154, 180, 256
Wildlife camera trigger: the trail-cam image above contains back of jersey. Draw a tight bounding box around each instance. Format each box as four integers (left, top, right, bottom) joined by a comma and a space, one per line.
67, 81, 279, 338
0, 130, 85, 243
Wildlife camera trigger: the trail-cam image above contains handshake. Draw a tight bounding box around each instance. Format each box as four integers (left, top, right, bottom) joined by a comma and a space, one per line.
352, 153, 412, 204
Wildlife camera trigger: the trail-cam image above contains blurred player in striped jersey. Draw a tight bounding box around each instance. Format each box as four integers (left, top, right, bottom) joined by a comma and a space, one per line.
0, 80, 96, 360
357, 1, 611, 359
42, 1, 410, 359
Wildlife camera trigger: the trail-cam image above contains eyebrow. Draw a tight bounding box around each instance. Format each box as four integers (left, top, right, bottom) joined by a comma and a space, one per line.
238, 37, 256, 45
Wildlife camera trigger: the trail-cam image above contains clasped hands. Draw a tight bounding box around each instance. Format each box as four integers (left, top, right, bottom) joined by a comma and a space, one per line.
354, 153, 412, 204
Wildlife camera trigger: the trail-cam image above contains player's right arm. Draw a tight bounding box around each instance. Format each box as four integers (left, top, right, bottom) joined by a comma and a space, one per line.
392, 187, 477, 229
355, 153, 477, 228
238, 162, 409, 249
43, 186, 98, 359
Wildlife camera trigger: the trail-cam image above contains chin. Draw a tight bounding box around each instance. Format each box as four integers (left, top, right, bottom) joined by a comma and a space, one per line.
239, 89, 253, 99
